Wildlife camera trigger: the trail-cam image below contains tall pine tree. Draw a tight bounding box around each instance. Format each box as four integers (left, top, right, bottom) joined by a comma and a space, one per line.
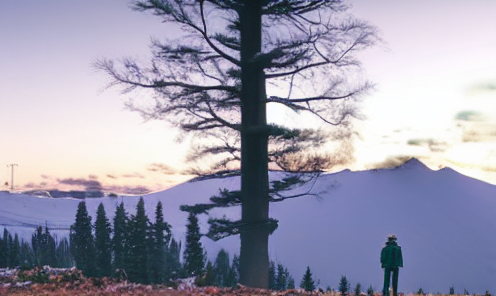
95, 203, 112, 277
149, 201, 172, 284
112, 202, 128, 273
70, 201, 96, 276
183, 212, 205, 277
127, 197, 150, 283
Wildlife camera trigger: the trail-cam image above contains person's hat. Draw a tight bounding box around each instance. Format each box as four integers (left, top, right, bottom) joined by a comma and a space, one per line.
387, 234, 397, 241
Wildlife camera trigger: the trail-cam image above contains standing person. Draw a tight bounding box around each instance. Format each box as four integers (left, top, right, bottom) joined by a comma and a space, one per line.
381, 234, 403, 296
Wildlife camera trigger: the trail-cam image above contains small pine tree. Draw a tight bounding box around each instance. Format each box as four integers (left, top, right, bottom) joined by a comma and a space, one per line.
367, 285, 374, 296
32, 225, 57, 267
55, 237, 73, 268
11, 234, 21, 267
276, 263, 287, 291
228, 254, 240, 288
213, 249, 231, 287
183, 212, 206, 277
449, 286, 455, 295
166, 237, 183, 280
339, 275, 350, 296
95, 203, 112, 277
287, 275, 295, 289
112, 202, 128, 273
197, 260, 215, 286
300, 266, 315, 292
70, 201, 96, 276
2, 229, 10, 267
417, 287, 425, 295
354, 283, 362, 296
0, 231, 6, 268
268, 261, 277, 290
19, 240, 34, 269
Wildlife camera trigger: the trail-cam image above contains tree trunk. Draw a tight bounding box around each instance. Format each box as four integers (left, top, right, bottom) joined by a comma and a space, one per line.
239, 0, 270, 288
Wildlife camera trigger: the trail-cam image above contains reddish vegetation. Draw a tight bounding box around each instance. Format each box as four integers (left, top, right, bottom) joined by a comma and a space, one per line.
0, 267, 320, 295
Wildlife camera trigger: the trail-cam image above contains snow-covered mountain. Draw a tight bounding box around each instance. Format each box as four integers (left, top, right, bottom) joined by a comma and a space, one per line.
1, 159, 495, 293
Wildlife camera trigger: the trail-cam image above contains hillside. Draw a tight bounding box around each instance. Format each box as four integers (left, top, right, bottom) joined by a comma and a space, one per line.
1, 159, 495, 293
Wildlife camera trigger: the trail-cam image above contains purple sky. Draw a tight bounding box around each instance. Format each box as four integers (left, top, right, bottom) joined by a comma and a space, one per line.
1, 0, 495, 193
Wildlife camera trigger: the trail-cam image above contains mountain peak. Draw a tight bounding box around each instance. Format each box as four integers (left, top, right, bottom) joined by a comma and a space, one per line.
397, 157, 430, 170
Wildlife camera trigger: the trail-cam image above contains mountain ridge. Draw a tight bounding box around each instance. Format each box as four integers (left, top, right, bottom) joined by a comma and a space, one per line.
1, 158, 495, 293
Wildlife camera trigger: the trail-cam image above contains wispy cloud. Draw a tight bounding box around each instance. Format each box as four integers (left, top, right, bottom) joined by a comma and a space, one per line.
104, 185, 151, 195
147, 163, 176, 174
88, 174, 99, 180
57, 178, 103, 191
121, 172, 145, 179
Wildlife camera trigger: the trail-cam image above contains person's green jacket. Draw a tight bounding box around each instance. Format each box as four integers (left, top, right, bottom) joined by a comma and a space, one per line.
381, 241, 403, 268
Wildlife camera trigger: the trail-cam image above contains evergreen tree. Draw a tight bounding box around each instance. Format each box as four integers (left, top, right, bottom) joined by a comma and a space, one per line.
112, 202, 128, 273
276, 263, 289, 291
300, 266, 315, 292
149, 201, 172, 284
31, 225, 56, 267
55, 237, 73, 268
183, 212, 205, 277
339, 275, 350, 296
70, 201, 96, 276
127, 197, 150, 283
7, 232, 13, 267
367, 285, 374, 296
99, 1, 378, 288
449, 285, 455, 295
287, 274, 295, 289
1, 228, 9, 267
166, 237, 183, 280
197, 260, 215, 286
213, 249, 231, 287
19, 240, 34, 269
11, 234, 21, 267
268, 261, 277, 290
95, 203, 112, 277
227, 254, 240, 288
354, 283, 362, 296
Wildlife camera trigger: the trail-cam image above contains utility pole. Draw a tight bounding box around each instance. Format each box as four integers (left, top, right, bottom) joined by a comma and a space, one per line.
7, 163, 18, 190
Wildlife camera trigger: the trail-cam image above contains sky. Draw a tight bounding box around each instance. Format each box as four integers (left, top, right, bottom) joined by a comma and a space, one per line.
1, 0, 495, 194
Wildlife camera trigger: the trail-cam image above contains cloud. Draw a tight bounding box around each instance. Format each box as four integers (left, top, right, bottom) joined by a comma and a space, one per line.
461, 122, 496, 142
406, 138, 447, 152
147, 163, 176, 174
121, 172, 145, 179
57, 178, 103, 191
88, 174, 99, 180
469, 82, 496, 92
455, 110, 485, 122
104, 185, 151, 195
40, 174, 50, 179
106, 174, 117, 179
23, 182, 37, 189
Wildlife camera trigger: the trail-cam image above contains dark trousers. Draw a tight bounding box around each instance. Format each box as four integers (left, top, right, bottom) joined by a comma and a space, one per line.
383, 267, 399, 296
